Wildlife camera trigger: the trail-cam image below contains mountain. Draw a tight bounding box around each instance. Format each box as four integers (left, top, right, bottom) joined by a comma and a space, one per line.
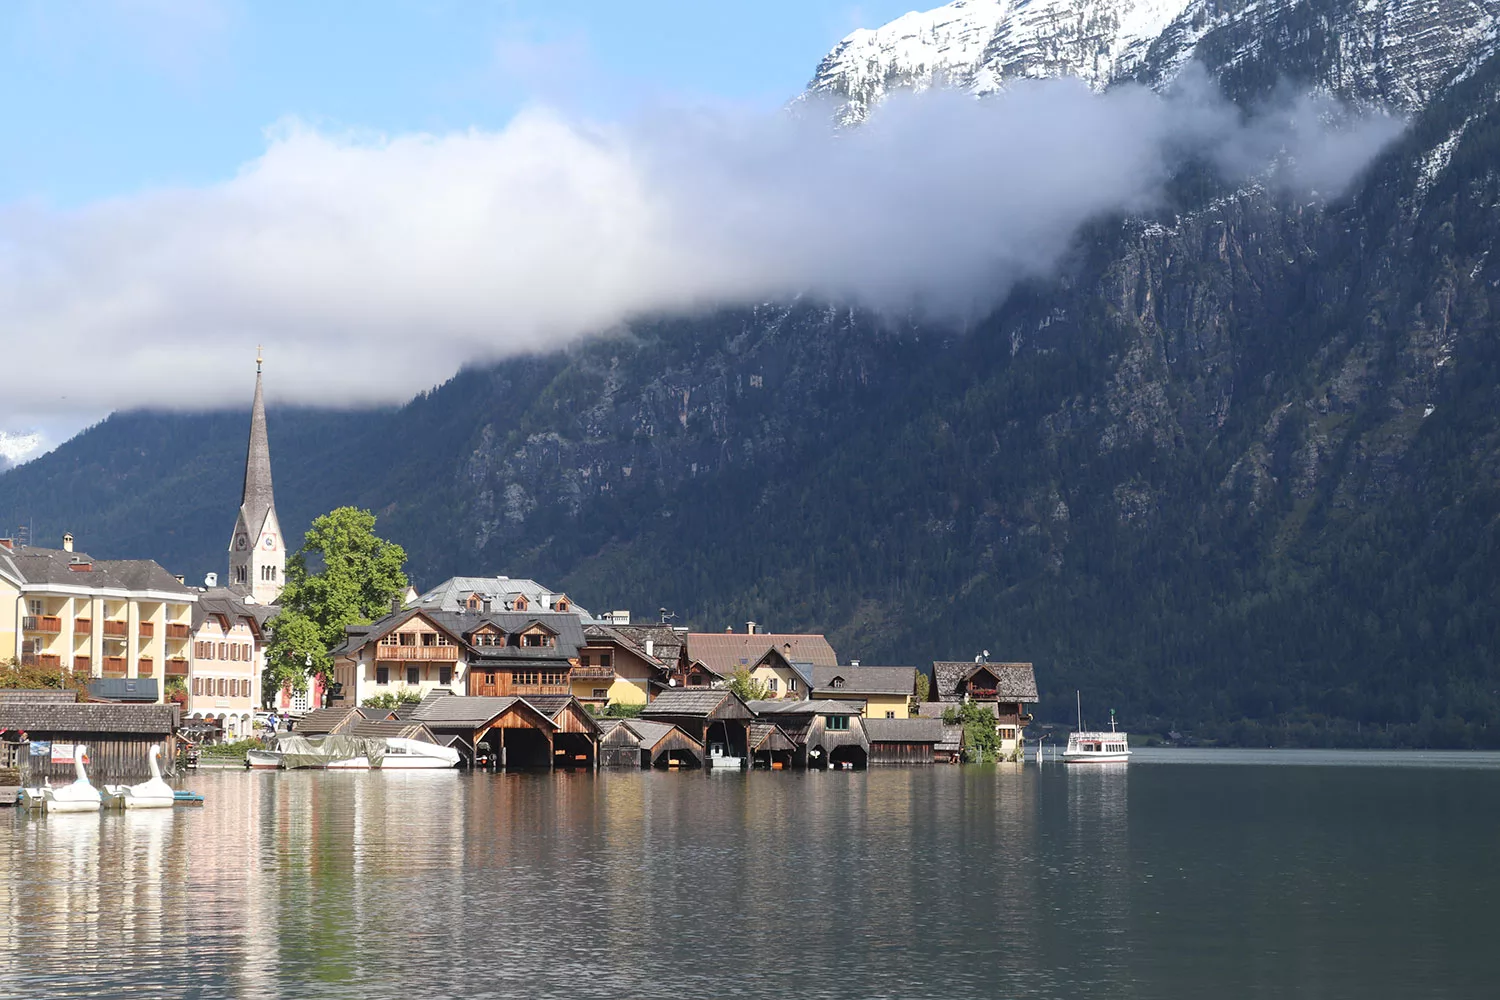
5, 0, 1500, 746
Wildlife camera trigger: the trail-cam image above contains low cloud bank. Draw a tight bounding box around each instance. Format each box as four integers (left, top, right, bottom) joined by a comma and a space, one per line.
0, 68, 1402, 431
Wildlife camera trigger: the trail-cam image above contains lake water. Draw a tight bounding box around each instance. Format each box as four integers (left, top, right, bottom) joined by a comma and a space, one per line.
3, 750, 1498, 999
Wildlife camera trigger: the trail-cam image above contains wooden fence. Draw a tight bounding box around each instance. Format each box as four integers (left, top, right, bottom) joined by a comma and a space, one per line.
13, 735, 178, 784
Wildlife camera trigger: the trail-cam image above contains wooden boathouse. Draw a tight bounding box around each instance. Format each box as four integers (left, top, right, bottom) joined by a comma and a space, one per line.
640, 689, 754, 762
410, 693, 560, 769
747, 722, 797, 769
863, 717, 944, 764
746, 699, 871, 768
598, 718, 705, 769
0, 696, 178, 782
515, 694, 602, 769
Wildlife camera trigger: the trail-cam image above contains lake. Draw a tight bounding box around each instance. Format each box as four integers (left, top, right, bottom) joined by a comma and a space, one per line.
3, 750, 1497, 999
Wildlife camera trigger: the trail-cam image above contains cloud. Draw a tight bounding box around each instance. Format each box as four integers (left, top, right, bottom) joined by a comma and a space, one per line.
0, 69, 1401, 431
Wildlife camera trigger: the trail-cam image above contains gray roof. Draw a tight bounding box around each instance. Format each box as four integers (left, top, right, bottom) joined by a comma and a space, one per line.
4, 545, 194, 597
0, 689, 77, 703
745, 699, 866, 716
932, 661, 1039, 703
621, 719, 680, 747
863, 717, 945, 743
685, 632, 838, 677
414, 575, 596, 622
295, 706, 363, 735
640, 689, 751, 719
916, 701, 998, 719
0, 702, 175, 734
236, 365, 276, 541
87, 678, 160, 703
811, 665, 916, 697
410, 695, 557, 730
605, 625, 686, 668
349, 719, 439, 742
192, 587, 273, 631
333, 607, 587, 660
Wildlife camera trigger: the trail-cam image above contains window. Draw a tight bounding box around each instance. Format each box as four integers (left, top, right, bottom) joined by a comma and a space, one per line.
406, 666, 420, 686
422, 632, 436, 646
599, 653, 611, 668
885, 711, 896, 719
522, 632, 553, 648
434, 634, 450, 646
243, 644, 252, 661
485, 672, 495, 685
380, 634, 399, 646
218, 643, 228, 660
768, 678, 778, 694
829, 677, 845, 689
688, 675, 704, 686
27, 599, 43, 615
789, 677, 798, 692
376, 666, 389, 685
234, 566, 247, 585
439, 666, 453, 686
474, 632, 504, 647
399, 633, 416, 646
825, 715, 849, 731
542, 671, 564, 686
192, 677, 201, 696
592, 688, 609, 700
218, 678, 227, 698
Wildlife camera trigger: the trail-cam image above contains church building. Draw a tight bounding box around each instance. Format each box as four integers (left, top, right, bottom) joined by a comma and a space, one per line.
228, 352, 285, 605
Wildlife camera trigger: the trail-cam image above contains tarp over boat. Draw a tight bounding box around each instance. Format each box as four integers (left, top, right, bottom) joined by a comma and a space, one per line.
269, 733, 385, 769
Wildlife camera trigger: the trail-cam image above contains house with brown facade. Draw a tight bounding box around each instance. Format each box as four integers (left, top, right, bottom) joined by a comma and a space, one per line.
931, 660, 1039, 757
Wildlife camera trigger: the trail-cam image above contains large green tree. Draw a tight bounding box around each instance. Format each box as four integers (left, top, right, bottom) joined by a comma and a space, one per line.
265, 507, 408, 697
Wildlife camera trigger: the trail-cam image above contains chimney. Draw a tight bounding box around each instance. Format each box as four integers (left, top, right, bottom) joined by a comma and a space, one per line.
174, 574, 186, 585
62, 533, 74, 553
850, 659, 860, 667
391, 596, 403, 615
645, 638, 654, 658
482, 599, 492, 613
205, 572, 218, 588
0, 538, 11, 551
746, 621, 757, 635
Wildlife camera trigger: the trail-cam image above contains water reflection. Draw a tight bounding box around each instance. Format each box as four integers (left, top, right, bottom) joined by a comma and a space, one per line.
3, 759, 1498, 998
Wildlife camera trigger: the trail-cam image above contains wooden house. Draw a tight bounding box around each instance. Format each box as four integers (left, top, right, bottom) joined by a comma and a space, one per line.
598, 718, 705, 769
746, 699, 871, 768
682, 629, 837, 695
575, 624, 675, 708
409, 692, 559, 769
932, 660, 1039, 756
639, 689, 754, 760
746, 722, 797, 769
863, 717, 944, 764
811, 665, 918, 718
0, 699, 178, 783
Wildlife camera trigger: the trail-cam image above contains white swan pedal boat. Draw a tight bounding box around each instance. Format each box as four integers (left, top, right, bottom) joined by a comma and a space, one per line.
103, 744, 175, 809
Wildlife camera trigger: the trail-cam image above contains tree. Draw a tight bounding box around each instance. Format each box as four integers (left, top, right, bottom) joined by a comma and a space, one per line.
943, 702, 1002, 763
265, 507, 408, 697
914, 670, 930, 702
728, 667, 771, 703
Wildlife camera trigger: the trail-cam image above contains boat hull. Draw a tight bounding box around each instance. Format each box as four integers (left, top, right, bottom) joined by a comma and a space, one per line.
1062, 752, 1132, 764
246, 750, 284, 769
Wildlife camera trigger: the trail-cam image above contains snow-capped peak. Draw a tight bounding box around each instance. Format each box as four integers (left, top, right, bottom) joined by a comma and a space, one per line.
808, 0, 1194, 122
0, 430, 44, 469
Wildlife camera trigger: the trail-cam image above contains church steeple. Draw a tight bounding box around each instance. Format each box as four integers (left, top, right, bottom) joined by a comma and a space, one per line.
228, 349, 284, 604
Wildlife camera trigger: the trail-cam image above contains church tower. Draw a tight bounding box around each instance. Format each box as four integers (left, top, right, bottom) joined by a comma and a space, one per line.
228, 351, 285, 605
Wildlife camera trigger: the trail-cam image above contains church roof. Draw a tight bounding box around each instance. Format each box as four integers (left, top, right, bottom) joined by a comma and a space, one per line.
237, 362, 276, 540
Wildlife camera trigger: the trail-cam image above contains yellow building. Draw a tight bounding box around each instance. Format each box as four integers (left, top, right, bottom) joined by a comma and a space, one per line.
812, 665, 919, 719
574, 624, 678, 707
1, 535, 196, 703
684, 629, 839, 699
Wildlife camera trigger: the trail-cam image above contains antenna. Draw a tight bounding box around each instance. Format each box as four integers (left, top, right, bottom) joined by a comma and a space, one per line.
256, 345, 263, 375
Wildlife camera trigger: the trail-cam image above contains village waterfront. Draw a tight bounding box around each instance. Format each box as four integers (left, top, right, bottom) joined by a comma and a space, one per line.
3, 750, 1497, 999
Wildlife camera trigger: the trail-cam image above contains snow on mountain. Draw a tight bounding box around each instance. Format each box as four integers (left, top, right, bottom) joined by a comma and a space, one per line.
808, 0, 1193, 123
0, 431, 44, 471
809, 0, 1500, 122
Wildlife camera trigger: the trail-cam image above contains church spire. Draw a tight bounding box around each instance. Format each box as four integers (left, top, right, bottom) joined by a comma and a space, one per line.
240, 347, 274, 530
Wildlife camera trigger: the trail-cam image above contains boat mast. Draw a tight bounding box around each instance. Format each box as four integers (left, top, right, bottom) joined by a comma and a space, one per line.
1076, 690, 1082, 731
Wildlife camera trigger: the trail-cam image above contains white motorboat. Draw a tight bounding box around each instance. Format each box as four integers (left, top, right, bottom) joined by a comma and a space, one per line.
246, 748, 282, 769
377, 738, 460, 769
43, 745, 103, 813
248, 735, 458, 770
707, 743, 743, 770
1063, 694, 1131, 764
103, 745, 175, 809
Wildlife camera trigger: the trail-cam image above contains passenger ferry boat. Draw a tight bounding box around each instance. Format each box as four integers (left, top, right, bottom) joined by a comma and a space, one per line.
1063, 695, 1131, 764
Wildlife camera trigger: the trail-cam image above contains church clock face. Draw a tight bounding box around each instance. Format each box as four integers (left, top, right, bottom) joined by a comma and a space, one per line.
236, 533, 248, 551
262, 534, 277, 551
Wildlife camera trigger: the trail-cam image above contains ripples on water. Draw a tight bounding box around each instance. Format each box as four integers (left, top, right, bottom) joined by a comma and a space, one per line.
3, 752, 1498, 999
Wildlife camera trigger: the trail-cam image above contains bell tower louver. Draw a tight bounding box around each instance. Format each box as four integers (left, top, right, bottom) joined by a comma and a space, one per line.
228, 349, 284, 605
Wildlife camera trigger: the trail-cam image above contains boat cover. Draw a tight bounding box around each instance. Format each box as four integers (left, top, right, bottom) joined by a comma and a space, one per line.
270, 733, 386, 769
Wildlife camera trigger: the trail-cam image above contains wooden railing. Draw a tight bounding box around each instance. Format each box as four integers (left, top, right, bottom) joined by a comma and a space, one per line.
75, 619, 93, 635
20, 653, 61, 668
22, 616, 62, 634
137, 622, 154, 638
102, 656, 127, 676
166, 623, 191, 640
75, 656, 91, 673
374, 645, 460, 661
137, 658, 154, 677
102, 621, 128, 638
166, 658, 189, 676
571, 665, 615, 680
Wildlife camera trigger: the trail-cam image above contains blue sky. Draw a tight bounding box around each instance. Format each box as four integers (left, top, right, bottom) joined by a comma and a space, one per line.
1, 0, 919, 206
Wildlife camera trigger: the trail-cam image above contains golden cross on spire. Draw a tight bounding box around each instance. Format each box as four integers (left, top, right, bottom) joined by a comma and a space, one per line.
256, 344, 263, 374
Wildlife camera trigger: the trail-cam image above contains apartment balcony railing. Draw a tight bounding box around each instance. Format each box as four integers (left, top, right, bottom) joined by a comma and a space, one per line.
20, 653, 61, 668
75, 619, 93, 636
374, 645, 460, 662
137, 622, 154, 639
571, 665, 616, 680
22, 616, 62, 634
166, 623, 192, 640
102, 656, 127, 676
166, 658, 189, 677
75, 655, 91, 673
137, 658, 154, 677
102, 621, 128, 638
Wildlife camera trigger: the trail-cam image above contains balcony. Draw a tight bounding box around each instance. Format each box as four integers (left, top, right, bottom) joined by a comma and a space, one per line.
75, 619, 93, 636
102, 656, 127, 677
138, 658, 155, 677
166, 623, 191, 640
166, 658, 189, 677
137, 622, 154, 639
572, 665, 615, 680
375, 645, 460, 662
75, 656, 91, 673
22, 616, 62, 634
20, 653, 61, 668
102, 621, 128, 638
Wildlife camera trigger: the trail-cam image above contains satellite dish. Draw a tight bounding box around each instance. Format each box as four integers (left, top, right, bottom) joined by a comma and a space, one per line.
669, 677, 677, 687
